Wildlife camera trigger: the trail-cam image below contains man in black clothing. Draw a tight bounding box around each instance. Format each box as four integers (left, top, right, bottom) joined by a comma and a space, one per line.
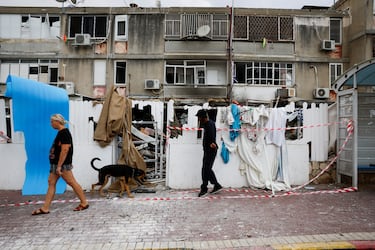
196, 109, 223, 197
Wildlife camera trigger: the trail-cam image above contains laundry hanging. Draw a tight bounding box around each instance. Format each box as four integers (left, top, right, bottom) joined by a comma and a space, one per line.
230, 103, 241, 141
220, 141, 230, 164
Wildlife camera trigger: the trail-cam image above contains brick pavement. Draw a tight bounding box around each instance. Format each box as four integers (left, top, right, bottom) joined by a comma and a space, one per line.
0, 184, 374, 249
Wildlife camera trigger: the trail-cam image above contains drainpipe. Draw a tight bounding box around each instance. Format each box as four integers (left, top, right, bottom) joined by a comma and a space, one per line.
62, 64, 66, 80
310, 65, 319, 89
227, 0, 234, 102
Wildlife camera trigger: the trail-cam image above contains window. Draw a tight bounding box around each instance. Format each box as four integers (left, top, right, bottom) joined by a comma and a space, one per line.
0, 14, 60, 39
93, 60, 106, 86
234, 61, 294, 86
165, 60, 206, 85
50, 68, 58, 82
165, 14, 228, 40
212, 14, 229, 38
249, 16, 278, 41
29, 66, 39, 75
234, 15, 294, 41
181, 14, 211, 38
69, 15, 107, 39
0, 59, 58, 83
330, 63, 343, 85
234, 16, 248, 39
115, 61, 126, 84
165, 14, 181, 38
279, 17, 294, 40
115, 15, 128, 40
330, 18, 342, 44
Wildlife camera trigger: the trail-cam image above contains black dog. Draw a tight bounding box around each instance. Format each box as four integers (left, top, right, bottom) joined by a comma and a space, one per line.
90, 157, 145, 198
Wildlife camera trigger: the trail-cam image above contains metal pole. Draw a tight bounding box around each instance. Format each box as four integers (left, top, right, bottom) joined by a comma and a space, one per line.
227, 0, 234, 101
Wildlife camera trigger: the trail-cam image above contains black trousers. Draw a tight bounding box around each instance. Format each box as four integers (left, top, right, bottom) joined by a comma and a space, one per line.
201, 147, 219, 190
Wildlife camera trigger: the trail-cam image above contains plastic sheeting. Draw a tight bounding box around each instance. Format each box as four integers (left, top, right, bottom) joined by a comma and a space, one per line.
5, 75, 69, 195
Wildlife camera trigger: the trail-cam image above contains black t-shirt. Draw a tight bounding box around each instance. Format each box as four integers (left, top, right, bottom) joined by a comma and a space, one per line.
202, 119, 217, 150
49, 128, 73, 165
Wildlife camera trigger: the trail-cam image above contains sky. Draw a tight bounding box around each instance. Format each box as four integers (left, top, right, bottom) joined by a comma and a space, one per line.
0, 0, 336, 9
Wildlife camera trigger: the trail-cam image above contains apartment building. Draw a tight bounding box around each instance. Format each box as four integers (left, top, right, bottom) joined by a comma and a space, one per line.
333, 0, 375, 63
0, 3, 348, 105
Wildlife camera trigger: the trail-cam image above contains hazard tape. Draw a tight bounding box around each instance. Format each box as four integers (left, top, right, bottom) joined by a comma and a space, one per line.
0, 187, 357, 207
291, 120, 354, 191
0, 198, 104, 208
139, 187, 358, 201
0, 131, 11, 142
165, 120, 350, 147
167, 119, 354, 192
169, 188, 272, 195
0, 120, 355, 208
167, 120, 349, 133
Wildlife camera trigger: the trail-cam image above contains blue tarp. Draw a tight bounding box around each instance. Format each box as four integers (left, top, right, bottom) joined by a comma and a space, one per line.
5, 75, 69, 195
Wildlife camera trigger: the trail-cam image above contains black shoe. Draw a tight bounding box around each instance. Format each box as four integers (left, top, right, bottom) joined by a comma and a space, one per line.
198, 189, 208, 197
210, 184, 223, 194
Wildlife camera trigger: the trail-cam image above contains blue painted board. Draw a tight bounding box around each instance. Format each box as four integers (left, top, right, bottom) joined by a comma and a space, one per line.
5, 75, 69, 195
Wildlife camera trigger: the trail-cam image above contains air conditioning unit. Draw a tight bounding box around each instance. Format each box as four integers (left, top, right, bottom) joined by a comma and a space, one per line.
321, 40, 335, 50
313, 88, 330, 99
57, 82, 75, 95
144, 79, 160, 90
276, 88, 296, 98
74, 34, 91, 45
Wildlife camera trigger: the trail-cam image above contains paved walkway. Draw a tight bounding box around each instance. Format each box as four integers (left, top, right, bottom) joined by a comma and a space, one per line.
0, 184, 374, 249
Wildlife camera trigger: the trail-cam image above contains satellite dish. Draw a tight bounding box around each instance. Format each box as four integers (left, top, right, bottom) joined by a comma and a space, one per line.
68, 0, 78, 6
197, 25, 211, 37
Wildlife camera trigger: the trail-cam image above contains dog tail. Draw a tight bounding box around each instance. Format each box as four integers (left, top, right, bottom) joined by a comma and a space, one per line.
90, 157, 101, 171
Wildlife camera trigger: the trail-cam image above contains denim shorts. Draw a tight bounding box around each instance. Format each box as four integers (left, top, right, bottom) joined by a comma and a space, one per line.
50, 164, 73, 174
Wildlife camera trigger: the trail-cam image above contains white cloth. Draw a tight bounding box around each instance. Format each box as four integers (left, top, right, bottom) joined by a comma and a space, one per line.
167, 99, 174, 122
265, 108, 287, 147
238, 130, 290, 191
217, 107, 238, 155
237, 112, 290, 192
226, 106, 234, 126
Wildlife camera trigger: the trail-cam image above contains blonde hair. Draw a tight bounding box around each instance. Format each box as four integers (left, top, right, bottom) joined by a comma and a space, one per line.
51, 114, 67, 125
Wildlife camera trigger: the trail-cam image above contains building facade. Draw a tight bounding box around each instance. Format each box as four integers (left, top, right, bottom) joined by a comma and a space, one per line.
334, 0, 375, 65
0, 3, 351, 105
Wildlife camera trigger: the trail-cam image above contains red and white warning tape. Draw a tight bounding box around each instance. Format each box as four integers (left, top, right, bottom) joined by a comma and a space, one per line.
0, 187, 358, 207
0, 198, 103, 208
167, 120, 348, 133
0, 131, 11, 142
143, 187, 358, 201
291, 119, 354, 191
0, 121, 356, 208
167, 119, 354, 192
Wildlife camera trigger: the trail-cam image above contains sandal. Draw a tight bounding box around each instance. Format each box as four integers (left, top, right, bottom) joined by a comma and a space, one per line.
32, 208, 50, 216
73, 204, 89, 211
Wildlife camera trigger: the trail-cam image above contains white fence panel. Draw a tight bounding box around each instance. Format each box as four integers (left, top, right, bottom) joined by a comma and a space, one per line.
0, 99, 332, 190
303, 102, 329, 161
0, 99, 6, 137
69, 100, 103, 145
